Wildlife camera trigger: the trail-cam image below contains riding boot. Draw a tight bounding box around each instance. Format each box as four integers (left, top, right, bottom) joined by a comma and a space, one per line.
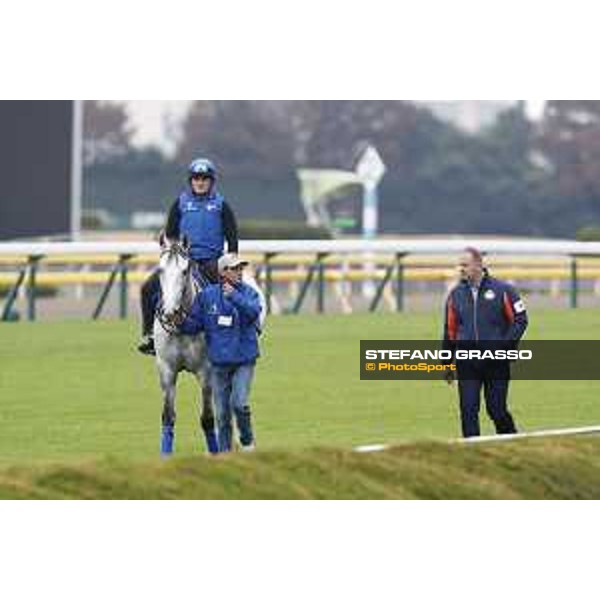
160, 425, 174, 456
137, 334, 156, 356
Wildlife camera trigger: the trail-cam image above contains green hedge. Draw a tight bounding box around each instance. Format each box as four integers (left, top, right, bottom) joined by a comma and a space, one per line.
576, 225, 600, 241
238, 219, 332, 240
0, 284, 58, 299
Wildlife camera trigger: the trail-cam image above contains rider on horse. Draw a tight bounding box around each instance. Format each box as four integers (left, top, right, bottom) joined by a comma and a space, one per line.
138, 157, 239, 355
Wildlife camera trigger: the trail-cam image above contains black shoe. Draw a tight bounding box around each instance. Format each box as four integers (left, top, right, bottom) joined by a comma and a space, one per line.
137, 335, 156, 356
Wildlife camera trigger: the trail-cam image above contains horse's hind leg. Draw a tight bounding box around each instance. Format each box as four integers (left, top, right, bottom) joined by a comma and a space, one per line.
195, 361, 218, 454
159, 367, 178, 456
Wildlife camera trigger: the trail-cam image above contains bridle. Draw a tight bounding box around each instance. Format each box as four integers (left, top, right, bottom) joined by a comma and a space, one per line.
156, 243, 201, 335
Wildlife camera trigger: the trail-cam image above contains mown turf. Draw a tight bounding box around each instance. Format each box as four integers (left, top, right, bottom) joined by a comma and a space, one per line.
1, 309, 600, 469
0, 437, 599, 499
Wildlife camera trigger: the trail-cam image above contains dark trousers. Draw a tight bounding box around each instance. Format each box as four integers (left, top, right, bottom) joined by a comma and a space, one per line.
456, 360, 517, 438
140, 271, 161, 336
140, 258, 219, 336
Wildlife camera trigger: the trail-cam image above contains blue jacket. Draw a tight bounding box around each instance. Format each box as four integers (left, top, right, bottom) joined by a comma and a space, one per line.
180, 282, 261, 366
177, 188, 225, 260
443, 272, 528, 352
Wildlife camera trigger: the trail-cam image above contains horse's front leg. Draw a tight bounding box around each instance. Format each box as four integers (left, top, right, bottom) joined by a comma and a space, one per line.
159, 366, 178, 456
195, 360, 218, 454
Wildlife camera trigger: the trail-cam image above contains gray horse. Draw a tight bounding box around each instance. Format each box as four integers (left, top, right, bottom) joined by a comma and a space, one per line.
154, 237, 218, 455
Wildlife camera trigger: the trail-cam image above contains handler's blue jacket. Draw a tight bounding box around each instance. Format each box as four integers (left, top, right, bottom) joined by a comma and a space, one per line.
179, 282, 261, 366
442, 271, 528, 354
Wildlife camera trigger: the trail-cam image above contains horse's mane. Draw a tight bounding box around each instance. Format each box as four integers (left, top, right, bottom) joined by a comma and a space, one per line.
161, 238, 189, 260
160, 239, 213, 290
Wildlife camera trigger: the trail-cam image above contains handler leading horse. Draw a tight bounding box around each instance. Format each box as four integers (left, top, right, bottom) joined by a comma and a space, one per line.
154, 236, 218, 456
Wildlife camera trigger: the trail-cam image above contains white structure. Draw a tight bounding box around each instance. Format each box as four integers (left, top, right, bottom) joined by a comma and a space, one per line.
356, 145, 386, 240
297, 169, 362, 229
297, 145, 386, 239
2, 238, 600, 258
70, 100, 84, 241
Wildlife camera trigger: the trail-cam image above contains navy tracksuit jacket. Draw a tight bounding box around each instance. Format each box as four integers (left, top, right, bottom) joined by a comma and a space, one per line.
442, 272, 528, 438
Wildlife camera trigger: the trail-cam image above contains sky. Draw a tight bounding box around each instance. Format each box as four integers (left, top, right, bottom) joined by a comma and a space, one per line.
123, 100, 547, 154
125, 100, 192, 154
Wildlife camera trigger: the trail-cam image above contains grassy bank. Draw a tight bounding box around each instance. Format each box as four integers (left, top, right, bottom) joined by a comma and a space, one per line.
1, 436, 599, 499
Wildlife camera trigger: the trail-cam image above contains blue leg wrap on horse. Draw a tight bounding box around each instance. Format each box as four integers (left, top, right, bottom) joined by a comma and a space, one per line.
161, 425, 174, 455
204, 429, 219, 454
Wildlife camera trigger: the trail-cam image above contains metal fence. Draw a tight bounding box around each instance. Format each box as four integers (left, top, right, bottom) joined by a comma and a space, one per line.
2, 238, 600, 321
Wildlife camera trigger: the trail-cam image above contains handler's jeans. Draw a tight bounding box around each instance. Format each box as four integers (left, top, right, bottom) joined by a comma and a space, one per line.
211, 362, 256, 452
456, 359, 517, 438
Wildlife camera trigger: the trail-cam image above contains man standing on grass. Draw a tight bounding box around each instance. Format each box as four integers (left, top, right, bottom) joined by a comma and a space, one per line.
179, 253, 261, 452
442, 247, 528, 438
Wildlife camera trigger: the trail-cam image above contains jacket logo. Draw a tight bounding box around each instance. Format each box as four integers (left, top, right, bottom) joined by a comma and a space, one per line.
484, 290, 496, 300
513, 300, 526, 313
206, 203, 218, 211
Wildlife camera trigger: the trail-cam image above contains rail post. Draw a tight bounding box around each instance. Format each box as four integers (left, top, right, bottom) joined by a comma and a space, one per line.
26, 255, 43, 321
396, 253, 405, 312
292, 264, 317, 314
264, 252, 276, 315
119, 254, 131, 319
316, 252, 328, 313
570, 256, 578, 309
1, 265, 27, 321
369, 261, 394, 312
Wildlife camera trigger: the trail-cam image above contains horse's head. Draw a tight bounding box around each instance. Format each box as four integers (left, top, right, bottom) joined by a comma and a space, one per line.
158, 236, 192, 321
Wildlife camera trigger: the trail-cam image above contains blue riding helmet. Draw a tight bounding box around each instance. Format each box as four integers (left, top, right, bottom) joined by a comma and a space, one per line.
188, 158, 217, 179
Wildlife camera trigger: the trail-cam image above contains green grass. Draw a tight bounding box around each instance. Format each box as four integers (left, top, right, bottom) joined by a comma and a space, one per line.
1, 308, 599, 470
1, 437, 600, 499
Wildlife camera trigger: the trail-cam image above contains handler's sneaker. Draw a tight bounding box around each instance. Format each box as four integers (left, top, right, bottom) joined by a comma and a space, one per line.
240, 443, 256, 453
137, 335, 155, 356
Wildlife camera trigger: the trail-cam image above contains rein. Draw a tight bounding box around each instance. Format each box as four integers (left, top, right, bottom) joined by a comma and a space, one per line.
156, 244, 201, 335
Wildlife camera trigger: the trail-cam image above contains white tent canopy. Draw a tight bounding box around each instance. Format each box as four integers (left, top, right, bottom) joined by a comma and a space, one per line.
296, 168, 362, 228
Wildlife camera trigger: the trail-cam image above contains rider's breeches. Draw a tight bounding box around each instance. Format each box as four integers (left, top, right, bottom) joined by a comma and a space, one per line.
211, 363, 256, 452
141, 270, 161, 336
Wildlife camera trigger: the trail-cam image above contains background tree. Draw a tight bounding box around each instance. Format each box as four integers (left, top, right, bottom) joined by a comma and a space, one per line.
292, 101, 446, 175
537, 101, 600, 198
176, 101, 447, 177
83, 100, 600, 237
176, 101, 295, 179
535, 101, 600, 232
83, 101, 134, 165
